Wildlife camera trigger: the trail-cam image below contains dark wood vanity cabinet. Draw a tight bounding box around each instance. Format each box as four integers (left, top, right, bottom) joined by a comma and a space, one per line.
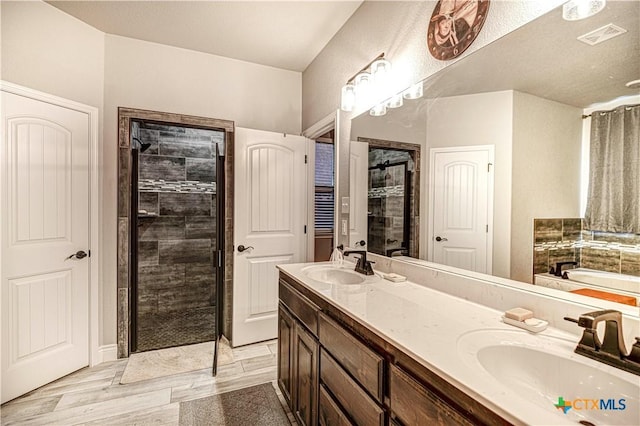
278, 279, 320, 426
293, 322, 319, 425
389, 364, 473, 426
278, 272, 510, 426
277, 305, 294, 407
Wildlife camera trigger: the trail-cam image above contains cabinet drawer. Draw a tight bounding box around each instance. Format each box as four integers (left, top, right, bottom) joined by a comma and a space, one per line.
319, 384, 354, 426
279, 279, 319, 336
390, 364, 473, 426
318, 313, 384, 401
320, 349, 384, 426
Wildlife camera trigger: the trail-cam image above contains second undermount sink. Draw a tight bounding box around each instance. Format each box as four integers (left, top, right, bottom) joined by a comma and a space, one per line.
457, 329, 640, 425
302, 263, 380, 285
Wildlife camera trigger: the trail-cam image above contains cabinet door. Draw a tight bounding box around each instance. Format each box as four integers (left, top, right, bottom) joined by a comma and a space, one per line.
294, 322, 319, 426
319, 384, 354, 426
277, 305, 294, 407
390, 364, 473, 426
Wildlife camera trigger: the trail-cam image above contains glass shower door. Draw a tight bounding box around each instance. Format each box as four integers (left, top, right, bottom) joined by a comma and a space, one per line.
132, 121, 223, 353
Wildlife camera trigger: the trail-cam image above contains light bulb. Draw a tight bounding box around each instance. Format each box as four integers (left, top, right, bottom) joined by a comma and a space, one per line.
403, 82, 423, 100
341, 84, 356, 112
387, 94, 403, 109
370, 103, 387, 117
562, 0, 606, 21
371, 59, 391, 87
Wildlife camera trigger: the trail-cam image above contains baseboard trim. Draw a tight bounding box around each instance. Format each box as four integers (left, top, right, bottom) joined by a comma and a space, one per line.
97, 344, 118, 364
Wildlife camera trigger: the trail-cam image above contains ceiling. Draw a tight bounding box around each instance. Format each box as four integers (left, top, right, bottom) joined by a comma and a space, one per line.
47, 1, 363, 72
418, 0, 640, 109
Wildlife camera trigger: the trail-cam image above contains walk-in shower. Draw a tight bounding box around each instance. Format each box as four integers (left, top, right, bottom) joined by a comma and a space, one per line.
367, 147, 416, 257
129, 120, 225, 353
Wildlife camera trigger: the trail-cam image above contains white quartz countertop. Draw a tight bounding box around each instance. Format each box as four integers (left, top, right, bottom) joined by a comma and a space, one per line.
277, 261, 640, 426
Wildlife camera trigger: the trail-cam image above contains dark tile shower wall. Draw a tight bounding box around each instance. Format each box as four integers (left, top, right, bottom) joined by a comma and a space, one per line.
135, 122, 224, 352
368, 149, 416, 257
533, 218, 640, 279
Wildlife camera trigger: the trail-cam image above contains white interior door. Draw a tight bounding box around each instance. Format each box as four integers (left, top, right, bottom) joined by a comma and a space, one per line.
233, 128, 307, 347
429, 146, 494, 274
1, 91, 90, 403
349, 141, 368, 248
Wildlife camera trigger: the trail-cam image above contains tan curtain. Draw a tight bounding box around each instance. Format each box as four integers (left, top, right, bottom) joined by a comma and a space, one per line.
585, 104, 640, 233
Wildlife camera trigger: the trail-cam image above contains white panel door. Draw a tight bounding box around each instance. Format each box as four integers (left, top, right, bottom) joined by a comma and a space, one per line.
429, 146, 493, 274
233, 128, 307, 347
349, 141, 368, 248
1, 91, 90, 403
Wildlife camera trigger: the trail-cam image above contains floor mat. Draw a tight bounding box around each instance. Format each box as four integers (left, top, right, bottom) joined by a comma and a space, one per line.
178, 383, 291, 426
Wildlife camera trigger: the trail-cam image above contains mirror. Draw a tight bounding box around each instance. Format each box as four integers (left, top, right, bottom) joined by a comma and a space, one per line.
347, 1, 640, 311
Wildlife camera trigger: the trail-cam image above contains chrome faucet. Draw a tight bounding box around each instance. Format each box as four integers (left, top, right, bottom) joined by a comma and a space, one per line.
565, 310, 640, 375
343, 250, 375, 276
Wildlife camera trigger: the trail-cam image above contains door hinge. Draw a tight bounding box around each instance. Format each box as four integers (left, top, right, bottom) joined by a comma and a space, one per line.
486, 224, 489, 233
304, 225, 307, 234
218, 250, 222, 268
88, 250, 91, 257
487, 162, 493, 172
304, 154, 308, 164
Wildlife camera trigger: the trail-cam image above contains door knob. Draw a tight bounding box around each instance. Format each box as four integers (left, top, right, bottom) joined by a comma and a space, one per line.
355, 240, 366, 247
66, 250, 88, 260
435, 236, 448, 242
237, 245, 254, 253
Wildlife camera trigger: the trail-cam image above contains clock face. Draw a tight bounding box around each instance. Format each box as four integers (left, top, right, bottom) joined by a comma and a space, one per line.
427, 0, 490, 61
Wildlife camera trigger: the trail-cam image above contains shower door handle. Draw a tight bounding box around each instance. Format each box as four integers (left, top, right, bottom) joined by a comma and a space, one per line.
237, 245, 254, 253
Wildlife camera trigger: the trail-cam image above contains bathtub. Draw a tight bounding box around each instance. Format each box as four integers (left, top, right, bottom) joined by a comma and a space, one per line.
534, 268, 639, 307
565, 268, 640, 295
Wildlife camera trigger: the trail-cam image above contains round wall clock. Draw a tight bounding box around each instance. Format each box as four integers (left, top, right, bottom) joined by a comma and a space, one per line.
427, 0, 490, 61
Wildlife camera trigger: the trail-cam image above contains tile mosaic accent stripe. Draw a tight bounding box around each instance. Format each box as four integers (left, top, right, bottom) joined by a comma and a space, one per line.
532, 218, 640, 278
139, 179, 216, 194
368, 184, 405, 198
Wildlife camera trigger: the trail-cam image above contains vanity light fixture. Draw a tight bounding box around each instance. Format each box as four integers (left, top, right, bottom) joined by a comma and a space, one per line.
562, 0, 606, 21
340, 53, 393, 113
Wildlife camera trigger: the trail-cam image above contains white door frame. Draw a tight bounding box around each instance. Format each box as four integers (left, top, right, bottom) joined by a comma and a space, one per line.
303, 111, 337, 261
0, 81, 101, 365
428, 145, 494, 274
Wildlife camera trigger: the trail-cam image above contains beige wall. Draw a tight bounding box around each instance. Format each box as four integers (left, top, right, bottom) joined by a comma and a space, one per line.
1, 1, 105, 109
1, 0, 107, 343
302, 0, 565, 130
511, 91, 582, 283
426, 91, 514, 278
101, 35, 302, 345
3, 1, 302, 349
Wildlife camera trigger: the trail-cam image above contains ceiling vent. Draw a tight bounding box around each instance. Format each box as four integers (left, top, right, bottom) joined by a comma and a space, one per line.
578, 23, 627, 45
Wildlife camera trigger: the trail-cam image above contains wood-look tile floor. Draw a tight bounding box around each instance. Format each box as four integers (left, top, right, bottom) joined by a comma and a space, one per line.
1, 339, 295, 425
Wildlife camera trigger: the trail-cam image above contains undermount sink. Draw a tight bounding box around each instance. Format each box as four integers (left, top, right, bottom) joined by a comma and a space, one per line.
457, 329, 639, 425
302, 263, 380, 285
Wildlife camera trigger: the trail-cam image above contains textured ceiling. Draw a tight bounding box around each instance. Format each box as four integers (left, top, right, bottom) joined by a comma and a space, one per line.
418, 0, 640, 108
47, 1, 363, 72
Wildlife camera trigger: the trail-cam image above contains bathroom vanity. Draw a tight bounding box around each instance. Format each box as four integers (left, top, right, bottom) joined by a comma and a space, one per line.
277, 261, 640, 426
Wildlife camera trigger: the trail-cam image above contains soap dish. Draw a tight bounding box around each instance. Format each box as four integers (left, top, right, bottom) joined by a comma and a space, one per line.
502, 315, 548, 333
383, 273, 407, 283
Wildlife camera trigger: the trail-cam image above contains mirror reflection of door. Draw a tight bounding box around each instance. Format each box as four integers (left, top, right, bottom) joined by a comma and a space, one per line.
429, 145, 494, 274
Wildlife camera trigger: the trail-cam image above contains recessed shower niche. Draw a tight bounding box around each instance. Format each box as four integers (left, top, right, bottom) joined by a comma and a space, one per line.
117, 108, 234, 358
